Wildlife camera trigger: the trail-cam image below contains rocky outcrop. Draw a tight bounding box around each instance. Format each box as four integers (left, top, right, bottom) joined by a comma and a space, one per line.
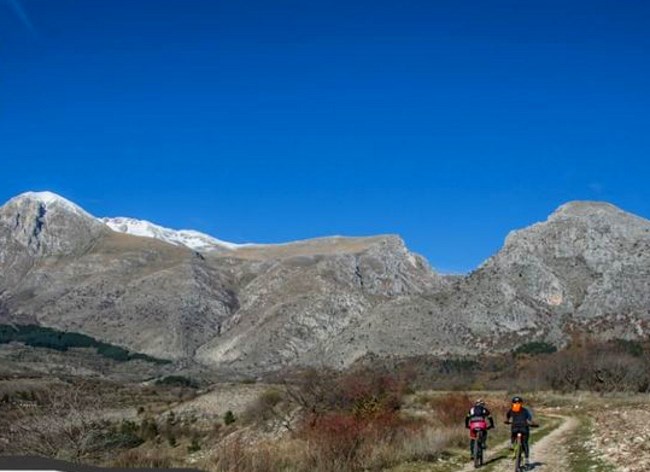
452, 201, 650, 348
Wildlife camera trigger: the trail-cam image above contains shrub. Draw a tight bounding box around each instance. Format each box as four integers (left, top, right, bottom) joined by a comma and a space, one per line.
111, 449, 173, 468
188, 437, 201, 453
613, 338, 644, 357
534, 340, 650, 392
426, 393, 472, 426
303, 412, 366, 468
295, 369, 410, 470
207, 438, 302, 472
439, 358, 478, 374
224, 410, 236, 425
243, 388, 285, 424
155, 376, 199, 389
139, 418, 159, 441
513, 341, 557, 357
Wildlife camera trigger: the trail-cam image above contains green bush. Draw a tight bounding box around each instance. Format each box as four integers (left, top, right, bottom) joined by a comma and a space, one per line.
155, 376, 199, 388
98, 421, 145, 450
139, 418, 159, 440
439, 358, 478, 374
513, 341, 557, 357
187, 437, 201, 453
223, 410, 236, 425
613, 339, 644, 357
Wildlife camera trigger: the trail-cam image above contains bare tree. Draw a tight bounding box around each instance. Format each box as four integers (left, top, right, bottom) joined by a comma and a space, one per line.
7, 383, 106, 460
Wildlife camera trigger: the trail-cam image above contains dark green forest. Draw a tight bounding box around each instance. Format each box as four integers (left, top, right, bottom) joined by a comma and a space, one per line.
0, 324, 170, 364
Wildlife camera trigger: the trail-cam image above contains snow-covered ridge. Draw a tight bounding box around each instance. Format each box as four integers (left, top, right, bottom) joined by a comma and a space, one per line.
3, 191, 245, 252
101, 217, 244, 252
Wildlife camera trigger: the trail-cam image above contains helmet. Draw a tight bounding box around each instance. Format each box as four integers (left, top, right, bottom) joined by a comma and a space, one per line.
511, 396, 523, 403
475, 398, 485, 406
511, 396, 523, 412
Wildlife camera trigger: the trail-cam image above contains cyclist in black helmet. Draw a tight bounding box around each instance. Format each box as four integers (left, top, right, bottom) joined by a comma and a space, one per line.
505, 396, 534, 467
465, 398, 495, 459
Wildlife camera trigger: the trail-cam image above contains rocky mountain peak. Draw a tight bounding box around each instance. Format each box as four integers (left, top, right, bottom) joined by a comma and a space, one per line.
500, 200, 650, 252
549, 200, 630, 221
0, 191, 105, 256
7, 191, 95, 219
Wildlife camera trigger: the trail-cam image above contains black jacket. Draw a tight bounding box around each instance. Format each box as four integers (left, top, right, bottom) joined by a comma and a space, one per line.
506, 407, 532, 432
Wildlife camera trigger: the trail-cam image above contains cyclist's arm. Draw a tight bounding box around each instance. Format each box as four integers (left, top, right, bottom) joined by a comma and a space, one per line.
525, 408, 533, 424
488, 415, 495, 429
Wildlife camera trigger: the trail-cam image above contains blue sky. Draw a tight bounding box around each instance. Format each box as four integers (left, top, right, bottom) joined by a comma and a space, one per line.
1, 0, 649, 272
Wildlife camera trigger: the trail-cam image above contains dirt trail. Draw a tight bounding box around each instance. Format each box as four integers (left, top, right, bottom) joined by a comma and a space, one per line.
459, 415, 579, 472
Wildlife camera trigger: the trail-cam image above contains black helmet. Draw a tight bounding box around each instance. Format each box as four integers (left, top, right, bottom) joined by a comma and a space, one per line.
511, 396, 523, 403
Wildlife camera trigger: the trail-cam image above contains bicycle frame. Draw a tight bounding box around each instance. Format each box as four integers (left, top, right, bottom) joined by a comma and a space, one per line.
513, 432, 524, 472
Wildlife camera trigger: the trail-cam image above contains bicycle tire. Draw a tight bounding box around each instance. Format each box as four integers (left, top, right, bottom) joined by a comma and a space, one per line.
473, 431, 483, 468
513, 438, 522, 472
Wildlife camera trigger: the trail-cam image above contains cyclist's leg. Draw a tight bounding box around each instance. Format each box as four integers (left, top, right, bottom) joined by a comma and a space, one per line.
522, 432, 530, 459
483, 429, 488, 448
469, 428, 476, 457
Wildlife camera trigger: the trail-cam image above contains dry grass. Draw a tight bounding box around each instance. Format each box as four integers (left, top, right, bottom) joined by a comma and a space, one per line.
226, 236, 392, 260
200, 415, 465, 472
110, 447, 175, 468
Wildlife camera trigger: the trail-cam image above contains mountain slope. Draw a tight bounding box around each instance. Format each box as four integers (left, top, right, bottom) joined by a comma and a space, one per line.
1, 192, 649, 373
0, 192, 443, 368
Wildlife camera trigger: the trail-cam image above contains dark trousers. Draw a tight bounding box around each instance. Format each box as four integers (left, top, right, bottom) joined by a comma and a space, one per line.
469, 431, 488, 455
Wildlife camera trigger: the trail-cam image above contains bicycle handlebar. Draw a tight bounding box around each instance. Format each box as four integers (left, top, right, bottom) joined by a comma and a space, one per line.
504, 421, 540, 427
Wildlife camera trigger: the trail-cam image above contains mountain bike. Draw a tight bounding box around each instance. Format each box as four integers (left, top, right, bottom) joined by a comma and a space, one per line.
469, 419, 488, 468
473, 428, 486, 468
505, 423, 538, 472
512, 431, 526, 472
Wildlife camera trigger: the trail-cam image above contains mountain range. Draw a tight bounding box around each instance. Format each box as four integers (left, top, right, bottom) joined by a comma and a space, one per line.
1, 191, 649, 374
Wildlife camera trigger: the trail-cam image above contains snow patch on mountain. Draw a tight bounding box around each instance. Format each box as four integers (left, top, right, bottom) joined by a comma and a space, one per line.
10, 191, 96, 219
101, 217, 244, 252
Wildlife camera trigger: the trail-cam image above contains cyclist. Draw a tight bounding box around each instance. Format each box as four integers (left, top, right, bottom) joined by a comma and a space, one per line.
465, 398, 495, 459
505, 396, 533, 467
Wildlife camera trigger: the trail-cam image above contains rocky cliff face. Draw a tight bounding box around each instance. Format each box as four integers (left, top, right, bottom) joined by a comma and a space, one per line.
0, 192, 107, 295
1, 193, 649, 373
451, 201, 650, 348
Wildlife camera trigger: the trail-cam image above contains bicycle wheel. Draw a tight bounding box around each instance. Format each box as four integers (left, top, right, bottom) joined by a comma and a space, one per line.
473, 432, 483, 468
514, 443, 523, 472
513, 435, 523, 472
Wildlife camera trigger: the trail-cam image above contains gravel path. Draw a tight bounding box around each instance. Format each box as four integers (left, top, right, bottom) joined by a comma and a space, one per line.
459, 415, 578, 472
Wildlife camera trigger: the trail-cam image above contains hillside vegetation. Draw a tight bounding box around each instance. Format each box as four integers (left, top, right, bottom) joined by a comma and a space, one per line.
0, 324, 170, 364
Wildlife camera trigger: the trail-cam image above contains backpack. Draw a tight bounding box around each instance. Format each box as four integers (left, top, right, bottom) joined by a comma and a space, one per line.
471, 405, 488, 418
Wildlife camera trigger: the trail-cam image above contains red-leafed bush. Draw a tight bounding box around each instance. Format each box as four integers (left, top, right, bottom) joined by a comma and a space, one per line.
294, 368, 412, 470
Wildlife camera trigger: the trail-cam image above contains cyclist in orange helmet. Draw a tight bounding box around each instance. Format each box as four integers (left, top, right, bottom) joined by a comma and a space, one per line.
505, 396, 533, 467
